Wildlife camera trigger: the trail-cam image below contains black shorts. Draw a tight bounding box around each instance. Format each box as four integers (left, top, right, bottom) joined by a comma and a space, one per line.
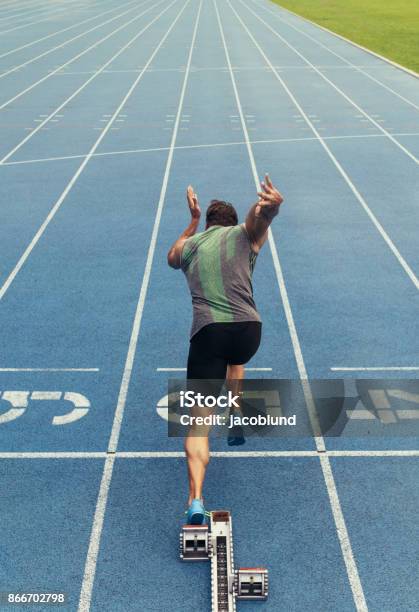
187, 321, 262, 381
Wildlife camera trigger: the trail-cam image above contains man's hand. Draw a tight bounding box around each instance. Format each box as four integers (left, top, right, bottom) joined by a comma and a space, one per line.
245, 173, 284, 252
255, 174, 283, 218
167, 186, 201, 269
187, 185, 201, 220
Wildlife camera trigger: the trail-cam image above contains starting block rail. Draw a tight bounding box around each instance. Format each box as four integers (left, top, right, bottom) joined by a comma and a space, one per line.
180, 510, 268, 611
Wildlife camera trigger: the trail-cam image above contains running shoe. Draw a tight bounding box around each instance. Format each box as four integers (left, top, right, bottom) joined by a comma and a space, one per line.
228, 424, 246, 446
186, 499, 206, 524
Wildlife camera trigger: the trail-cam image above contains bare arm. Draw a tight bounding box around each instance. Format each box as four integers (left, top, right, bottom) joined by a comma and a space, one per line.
245, 174, 284, 252
167, 185, 201, 269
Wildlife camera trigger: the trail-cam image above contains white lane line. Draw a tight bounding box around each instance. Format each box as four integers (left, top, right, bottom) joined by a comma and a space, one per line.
47, 64, 383, 76
0, 0, 158, 112
0, 1, 145, 81
0, 0, 67, 8
0, 453, 108, 459
0, 0, 139, 61
239, 0, 418, 165
0, 0, 46, 19
216, 2, 367, 609
78, 3, 200, 610
107, 0, 201, 454
331, 367, 419, 372
0, 0, 66, 12
156, 367, 273, 371
0, 0, 74, 25
0, 0, 179, 303
0, 368, 99, 372
252, 0, 419, 112
1, 450, 419, 459
0, 1, 165, 164
5, 131, 419, 167
326, 451, 419, 456
261, 0, 419, 79
0, 3, 57, 24
229, 0, 419, 292
0, 2, 82, 35
0, 0, 40, 10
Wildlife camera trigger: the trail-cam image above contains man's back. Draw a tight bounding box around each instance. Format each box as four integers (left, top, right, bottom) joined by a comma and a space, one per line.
181, 224, 261, 338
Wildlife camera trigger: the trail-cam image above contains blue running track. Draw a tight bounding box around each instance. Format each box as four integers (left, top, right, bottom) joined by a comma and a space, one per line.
0, 0, 418, 610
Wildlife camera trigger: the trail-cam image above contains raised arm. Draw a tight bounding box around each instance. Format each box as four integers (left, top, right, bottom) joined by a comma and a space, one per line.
245, 174, 284, 252
167, 185, 201, 269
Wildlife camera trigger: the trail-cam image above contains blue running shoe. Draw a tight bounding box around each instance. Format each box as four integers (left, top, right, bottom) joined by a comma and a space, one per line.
186, 499, 206, 525
228, 424, 246, 446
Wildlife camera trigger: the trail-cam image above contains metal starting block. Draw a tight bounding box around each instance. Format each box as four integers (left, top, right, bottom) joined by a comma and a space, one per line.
180, 524, 210, 561
180, 510, 268, 611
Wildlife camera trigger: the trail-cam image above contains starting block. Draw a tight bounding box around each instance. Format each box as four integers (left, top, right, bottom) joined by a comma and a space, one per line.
180, 510, 268, 611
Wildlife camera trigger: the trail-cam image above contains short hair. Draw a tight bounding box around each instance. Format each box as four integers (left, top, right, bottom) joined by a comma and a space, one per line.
206, 200, 238, 228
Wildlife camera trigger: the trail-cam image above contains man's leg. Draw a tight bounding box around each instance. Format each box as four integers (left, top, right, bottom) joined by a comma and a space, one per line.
184, 365, 245, 505
184, 324, 229, 519
227, 364, 245, 396
226, 364, 245, 445
185, 426, 210, 505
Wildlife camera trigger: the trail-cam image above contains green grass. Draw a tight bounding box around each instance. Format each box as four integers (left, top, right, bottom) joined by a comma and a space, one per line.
270, 0, 419, 73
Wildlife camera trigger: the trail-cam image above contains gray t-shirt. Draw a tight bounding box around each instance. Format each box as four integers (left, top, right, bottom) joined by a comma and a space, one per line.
181, 224, 261, 338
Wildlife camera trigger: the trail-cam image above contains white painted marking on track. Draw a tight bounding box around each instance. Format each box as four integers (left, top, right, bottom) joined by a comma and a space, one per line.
31, 392, 62, 400
397, 410, 419, 419
0, 391, 29, 423
346, 409, 376, 420
232, 0, 419, 292
0, 1, 140, 63
217, 2, 367, 609
53, 392, 90, 425
0, 1, 183, 306
240, 0, 418, 165
156, 367, 272, 371
78, 4, 201, 611
0, 368, 99, 372
331, 366, 419, 371
1, 450, 419, 459
0, 0, 163, 116
0, 3, 78, 36
0, 2, 168, 166
0, 1, 147, 82
0, 390, 91, 425
5, 131, 419, 168
252, 0, 419, 111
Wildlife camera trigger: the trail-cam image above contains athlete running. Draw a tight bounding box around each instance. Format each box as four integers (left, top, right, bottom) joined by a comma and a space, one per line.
167, 174, 283, 524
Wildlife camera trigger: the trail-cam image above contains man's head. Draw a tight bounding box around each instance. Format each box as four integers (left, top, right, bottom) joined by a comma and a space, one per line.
205, 199, 238, 229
